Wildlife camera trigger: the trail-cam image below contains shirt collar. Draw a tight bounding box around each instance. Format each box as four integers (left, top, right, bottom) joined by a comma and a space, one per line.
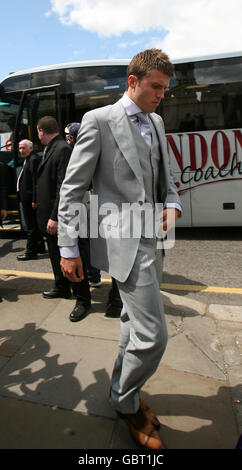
121, 92, 143, 116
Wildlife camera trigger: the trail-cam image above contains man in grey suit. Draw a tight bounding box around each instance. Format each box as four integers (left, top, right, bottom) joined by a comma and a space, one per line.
58, 49, 181, 449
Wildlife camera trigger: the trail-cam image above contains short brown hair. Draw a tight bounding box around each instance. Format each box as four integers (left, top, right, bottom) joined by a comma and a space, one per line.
127, 48, 174, 85
37, 116, 59, 134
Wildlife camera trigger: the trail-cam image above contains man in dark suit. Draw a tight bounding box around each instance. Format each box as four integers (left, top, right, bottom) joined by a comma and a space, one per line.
17, 139, 45, 260
65, 122, 103, 287
0, 162, 8, 226
36, 116, 91, 320
0, 161, 8, 302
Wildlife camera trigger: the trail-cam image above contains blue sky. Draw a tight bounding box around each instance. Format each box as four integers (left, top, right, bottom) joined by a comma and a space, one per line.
1, 0, 241, 84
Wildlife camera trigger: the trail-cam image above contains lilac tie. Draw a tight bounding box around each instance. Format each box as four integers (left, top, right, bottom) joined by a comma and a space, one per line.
134, 112, 152, 147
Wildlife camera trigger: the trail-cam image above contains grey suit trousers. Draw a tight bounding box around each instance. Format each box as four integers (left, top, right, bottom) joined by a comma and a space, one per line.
110, 238, 168, 414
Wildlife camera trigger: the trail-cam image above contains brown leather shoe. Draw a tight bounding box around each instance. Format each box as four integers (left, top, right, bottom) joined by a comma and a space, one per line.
118, 408, 165, 449
140, 399, 161, 429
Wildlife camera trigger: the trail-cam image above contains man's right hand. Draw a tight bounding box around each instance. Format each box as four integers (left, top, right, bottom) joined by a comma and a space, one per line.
60, 256, 84, 282
1, 209, 7, 221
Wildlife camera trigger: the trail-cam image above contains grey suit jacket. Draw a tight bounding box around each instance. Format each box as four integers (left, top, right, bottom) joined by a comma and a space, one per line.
58, 99, 181, 282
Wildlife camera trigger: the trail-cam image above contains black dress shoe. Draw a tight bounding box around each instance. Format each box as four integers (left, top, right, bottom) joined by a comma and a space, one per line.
17, 253, 38, 261
37, 246, 46, 254
69, 300, 91, 322
105, 302, 122, 318
43, 288, 71, 299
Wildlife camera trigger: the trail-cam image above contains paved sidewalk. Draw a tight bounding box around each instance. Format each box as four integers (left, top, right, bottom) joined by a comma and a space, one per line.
0, 273, 241, 449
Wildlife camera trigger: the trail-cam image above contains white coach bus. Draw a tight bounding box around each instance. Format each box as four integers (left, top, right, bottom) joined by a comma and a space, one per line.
0, 51, 241, 227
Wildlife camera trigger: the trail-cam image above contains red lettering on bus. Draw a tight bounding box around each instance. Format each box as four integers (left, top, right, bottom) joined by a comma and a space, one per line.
166, 134, 183, 171
188, 133, 207, 170
166, 129, 241, 176
5, 139, 12, 151
233, 130, 242, 164
211, 131, 230, 169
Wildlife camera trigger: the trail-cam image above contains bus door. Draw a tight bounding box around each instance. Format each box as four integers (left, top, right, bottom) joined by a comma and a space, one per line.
0, 91, 23, 220
0, 85, 60, 229
15, 85, 61, 230
15, 84, 61, 158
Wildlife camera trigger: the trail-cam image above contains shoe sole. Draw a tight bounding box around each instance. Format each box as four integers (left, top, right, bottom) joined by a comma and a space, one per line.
105, 312, 121, 318
42, 294, 71, 299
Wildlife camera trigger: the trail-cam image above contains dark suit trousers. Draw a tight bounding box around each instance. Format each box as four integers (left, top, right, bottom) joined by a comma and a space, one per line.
109, 277, 122, 306
46, 233, 91, 303
22, 202, 44, 254
86, 238, 122, 305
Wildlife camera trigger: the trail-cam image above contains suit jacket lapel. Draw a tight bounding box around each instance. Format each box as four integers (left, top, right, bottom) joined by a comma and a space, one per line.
149, 113, 169, 192
44, 143, 56, 164
38, 140, 56, 173
108, 100, 144, 187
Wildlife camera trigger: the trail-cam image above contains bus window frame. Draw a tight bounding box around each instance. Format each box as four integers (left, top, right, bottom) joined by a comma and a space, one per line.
8, 83, 61, 165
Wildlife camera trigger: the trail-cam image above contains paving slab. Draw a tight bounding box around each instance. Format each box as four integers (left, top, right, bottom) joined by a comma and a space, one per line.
0, 275, 53, 301
0, 357, 8, 370
208, 304, 242, 322
41, 298, 120, 341
0, 292, 59, 352
162, 290, 207, 316
141, 365, 238, 449
162, 331, 226, 380
183, 315, 226, 374
0, 396, 115, 449
0, 330, 117, 419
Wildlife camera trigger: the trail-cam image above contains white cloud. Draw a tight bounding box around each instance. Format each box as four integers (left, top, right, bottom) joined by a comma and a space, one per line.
118, 39, 145, 49
44, 9, 53, 17
118, 42, 129, 49
48, 0, 167, 35
48, 0, 242, 58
